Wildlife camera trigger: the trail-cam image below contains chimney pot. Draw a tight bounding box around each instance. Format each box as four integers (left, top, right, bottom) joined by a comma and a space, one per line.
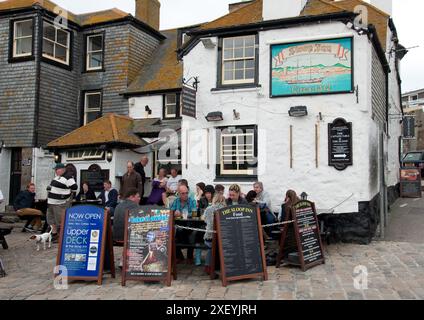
135, 0, 160, 30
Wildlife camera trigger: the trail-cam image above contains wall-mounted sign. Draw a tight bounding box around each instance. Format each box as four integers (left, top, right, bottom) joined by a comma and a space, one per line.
403, 116, 416, 139
271, 37, 353, 97
182, 85, 197, 118
328, 118, 353, 171
289, 106, 308, 117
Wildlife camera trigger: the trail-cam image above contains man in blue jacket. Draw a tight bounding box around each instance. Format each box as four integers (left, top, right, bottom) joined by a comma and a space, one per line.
98, 180, 118, 216
14, 183, 44, 232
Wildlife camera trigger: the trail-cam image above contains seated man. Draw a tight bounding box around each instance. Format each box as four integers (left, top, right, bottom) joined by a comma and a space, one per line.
112, 188, 141, 243
14, 183, 44, 232
171, 185, 198, 264
98, 181, 118, 217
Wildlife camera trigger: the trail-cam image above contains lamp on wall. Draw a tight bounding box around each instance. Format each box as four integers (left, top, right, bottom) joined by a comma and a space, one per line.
106, 150, 113, 162
205, 111, 223, 122
145, 105, 152, 115
54, 152, 61, 163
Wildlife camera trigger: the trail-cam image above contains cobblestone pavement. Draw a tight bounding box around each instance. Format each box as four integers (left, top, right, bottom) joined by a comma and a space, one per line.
1, 199, 424, 300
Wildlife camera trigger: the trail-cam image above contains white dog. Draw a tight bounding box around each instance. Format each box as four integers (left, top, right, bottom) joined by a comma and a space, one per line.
30, 228, 53, 251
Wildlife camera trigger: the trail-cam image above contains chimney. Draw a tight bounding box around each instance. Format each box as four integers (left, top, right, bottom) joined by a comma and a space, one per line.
135, 0, 160, 30
263, 0, 308, 21
369, 0, 392, 15
229, 0, 254, 13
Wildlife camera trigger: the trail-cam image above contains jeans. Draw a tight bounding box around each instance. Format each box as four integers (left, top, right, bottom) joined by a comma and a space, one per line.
204, 240, 212, 267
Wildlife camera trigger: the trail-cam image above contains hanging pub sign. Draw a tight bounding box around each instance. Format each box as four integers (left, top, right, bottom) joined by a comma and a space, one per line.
400, 168, 422, 198
121, 206, 174, 287
276, 200, 325, 271
182, 85, 197, 118
213, 205, 267, 287
270, 37, 353, 97
55, 205, 115, 285
328, 118, 353, 171
403, 116, 416, 139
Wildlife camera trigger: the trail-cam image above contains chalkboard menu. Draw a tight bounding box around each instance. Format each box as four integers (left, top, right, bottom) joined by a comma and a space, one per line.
215, 205, 267, 286
277, 201, 325, 271
293, 201, 325, 270
182, 85, 197, 118
56, 205, 115, 284
400, 168, 422, 198
328, 118, 353, 171
121, 206, 174, 286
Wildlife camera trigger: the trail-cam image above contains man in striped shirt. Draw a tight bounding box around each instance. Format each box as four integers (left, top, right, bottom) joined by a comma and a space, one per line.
47, 163, 78, 241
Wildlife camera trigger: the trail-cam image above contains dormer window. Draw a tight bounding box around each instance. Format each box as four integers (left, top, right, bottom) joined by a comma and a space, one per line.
163, 93, 181, 119
12, 19, 33, 58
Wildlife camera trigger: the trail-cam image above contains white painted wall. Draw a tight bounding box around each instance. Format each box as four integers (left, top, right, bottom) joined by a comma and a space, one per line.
263, 0, 307, 20
33, 148, 55, 200
0, 149, 11, 210
182, 21, 389, 214
129, 95, 163, 119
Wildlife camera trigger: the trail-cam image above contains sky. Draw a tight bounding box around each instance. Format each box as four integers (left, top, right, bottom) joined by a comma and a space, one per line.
2, 0, 421, 93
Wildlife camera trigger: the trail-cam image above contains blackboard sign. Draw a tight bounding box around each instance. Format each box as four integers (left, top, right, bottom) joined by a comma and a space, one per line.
80, 169, 109, 192
292, 201, 325, 270
277, 201, 325, 271
214, 205, 267, 286
56, 205, 114, 284
121, 206, 174, 286
400, 168, 422, 198
182, 85, 197, 118
328, 118, 353, 171
403, 116, 415, 139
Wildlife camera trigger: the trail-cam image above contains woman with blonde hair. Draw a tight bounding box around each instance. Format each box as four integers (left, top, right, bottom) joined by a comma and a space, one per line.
203, 193, 227, 274
226, 184, 248, 206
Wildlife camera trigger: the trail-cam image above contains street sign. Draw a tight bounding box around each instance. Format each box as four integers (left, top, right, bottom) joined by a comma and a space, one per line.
403, 116, 416, 139
182, 85, 197, 118
328, 118, 353, 171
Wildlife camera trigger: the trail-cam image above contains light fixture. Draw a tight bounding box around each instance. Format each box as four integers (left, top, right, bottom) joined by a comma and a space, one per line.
233, 109, 240, 120
54, 152, 61, 163
205, 111, 223, 122
301, 192, 308, 200
106, 150, 113, 162
289, 106, 308, 117
201, 38, 216, 49
145, 105, 152, 115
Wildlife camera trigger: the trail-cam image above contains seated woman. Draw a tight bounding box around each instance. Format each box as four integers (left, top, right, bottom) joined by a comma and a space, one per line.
245, 190, 257, 204
226, 184, 248, 206
76, 182, 96, 202
198, 185, 215, 214
147, 168, 168, 206
279, 190, 300, 222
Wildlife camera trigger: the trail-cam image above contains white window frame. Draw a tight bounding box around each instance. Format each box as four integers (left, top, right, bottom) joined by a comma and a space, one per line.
221, 35, 256, 86
84, 92, 102, 125
220, 129, 255, 176
67, 150, 105, 161
13, 19, 33, 58
42, 21, 70, 65
86, 34, 103, 71
164, 94, 177, 118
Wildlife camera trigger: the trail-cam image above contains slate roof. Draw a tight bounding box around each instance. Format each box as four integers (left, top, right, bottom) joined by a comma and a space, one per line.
47, 114, 145, 149
132, 118, 181, 137
125, 29, 182, 95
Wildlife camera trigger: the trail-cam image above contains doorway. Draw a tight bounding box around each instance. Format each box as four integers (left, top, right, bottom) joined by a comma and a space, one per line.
9, 148, 22, 205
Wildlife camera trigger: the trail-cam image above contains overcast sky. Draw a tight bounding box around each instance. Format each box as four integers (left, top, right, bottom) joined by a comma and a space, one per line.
2, 0, 421, 93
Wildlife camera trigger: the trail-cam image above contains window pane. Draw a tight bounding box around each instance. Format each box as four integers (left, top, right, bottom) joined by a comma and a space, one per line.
224, 71, 233, 81
234, 48, 243, 58
244, 36, 255, 47
223, 38, 233, 49
166, 105, 177, 116
15, 38, 32, 55
223, 49, 233, 59
235, 60, 244, 70
235, 70, 244, 80
55, 44, 67, 62
86, 93, 101, 109
43, 39, 54, 56
246, 59, 255, 69
57, 29, 69, 46
43, 24, 55, 41
89, 35, 103, 52
234, 37, 243, 48
89, 52, 103, 69
244, 47, 254, 57
15, 20, 33, 37
245, 68, 255, 79
223, 61, 234, 72
166, 94, 176, 104
86, 112, 101, 124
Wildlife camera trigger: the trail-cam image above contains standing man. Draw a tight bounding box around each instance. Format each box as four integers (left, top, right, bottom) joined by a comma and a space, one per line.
134, 155, 149, 202
120, 161, 143, 201
98, 180, 118, 216
47, 163, 78, 241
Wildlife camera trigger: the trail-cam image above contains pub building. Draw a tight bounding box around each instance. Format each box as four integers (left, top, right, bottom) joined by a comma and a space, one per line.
175, 0, 405, 244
